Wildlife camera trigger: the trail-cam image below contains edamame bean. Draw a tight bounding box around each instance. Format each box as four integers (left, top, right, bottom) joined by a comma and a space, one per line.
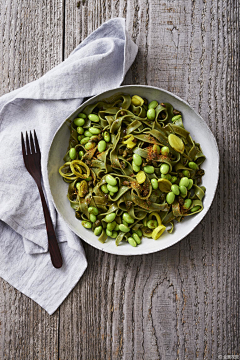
147, 108, 156, 120
69, 148, 76, 159
161, 174, 172, 181
109, 192, 115, 197
90, 135, 98, 141
183, 199, 192, 209
135, 229, 142, 237
151, 178, 158, 189
106, 175, 117, 186
110, 231, 118, 238
131, 95, 144, 106
191, 205, 201, 213
123, 213, 134, 224
182, 170, 190, 178
107, 221, 117, 231
98, 140, 107, 153
122, 220, 128, 226
84, 130, 92, 137
85, 142, 95, 150
171, 176, 178, 183
188, 161, 199, 170
107, 184, 118, 193
171, 184, 180, 195
94, 226, 102, 236
153, 144, 160, 154
89, 127, 101, 135
119, 224, 130, 232
74, 118, 85, 126
132, 233, 141, 244
78, 135, 83, 142
104, 131, 110, 142
88, 207, 99, 216
104, 213, 116, 223
82, 221, 92, 229
161, 146, 169, 156
187, 179, 193, 190
78, 113, 87, 119
101, 184, 109, 194
77, 126, 84, 134
88, 114, 100, 122
81, 137, 90, 145
172, 114, 182, 122
166, 192, 175, 204
128, 237, 137, 247
132, 162, 140, 172
179, 177, 189, 187
179, 185, 187, 195
160, 163, 170, 175
148, 100, 158, 109
79, 150, 84, 158
114, 224, 120, 231
133, 153, 142, 166
147, 220, 158, 229
106, 229, 113, 237
89, 214, 97, 223
144, 165, 154, 174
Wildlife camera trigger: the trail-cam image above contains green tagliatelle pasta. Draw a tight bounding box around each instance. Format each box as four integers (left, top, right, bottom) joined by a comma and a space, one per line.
59, 93, 206, 247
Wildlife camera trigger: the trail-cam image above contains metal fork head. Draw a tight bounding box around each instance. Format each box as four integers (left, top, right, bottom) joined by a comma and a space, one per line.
21, 130, 41, 182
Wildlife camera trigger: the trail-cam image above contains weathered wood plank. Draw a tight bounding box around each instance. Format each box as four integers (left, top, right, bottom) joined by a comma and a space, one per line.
61, 0, 239, 359
0, 0, 63, 359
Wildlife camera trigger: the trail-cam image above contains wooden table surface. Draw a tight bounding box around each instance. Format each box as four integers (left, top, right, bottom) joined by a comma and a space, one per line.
0, 1, 239, 359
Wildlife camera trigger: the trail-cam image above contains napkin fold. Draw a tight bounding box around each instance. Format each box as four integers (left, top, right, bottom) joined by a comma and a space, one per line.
0, 18, 138, 314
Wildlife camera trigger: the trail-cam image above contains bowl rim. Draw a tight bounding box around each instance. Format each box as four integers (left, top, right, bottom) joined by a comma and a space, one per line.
47, 84, 220, 255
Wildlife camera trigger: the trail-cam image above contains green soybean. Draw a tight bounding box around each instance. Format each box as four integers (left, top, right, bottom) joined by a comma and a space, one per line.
119, 224, 130, 233
104, 213, 116, 223
90, 135, 98, 141
85, 142, 95, 150
106, 229, 113, 237
107, 221, 117, 231
69, 148, 76, 160
104, 131, 110, 142
187, 179, 193, 190
84, 130, 92, 137
79, 150, 84, 158
81, 137, 90, 145
144, 165, 154, 174
78, 113, 87, 119
188, 161, 199, 170
122, 220, 129, 226
110, 231, 118, 238
132, 233, 141, 244
172, 115, 182, 123
78, 135, 83, 142
98, 140, 107, 152
77, 126, 84, 134
171, 176, 178, 183
135, 229, 142, 237
132, 162, 140, 172
171, 184, 180, 195
161, 146, 169, 156
166, 192, 175, 204
182, 170, 190, 178
82, 221, 92, 229
128, 237, 137, 247
114, 224, 120, 231
74, 118, 85, 127
133, 153, 142, 166
151, 178, 158, 189
109, 191, 115, 197
161, 174, 172, 181
89, 214, 97, 223
191, 205, 201, 213
106, 175, 117, 186
183, 199, 192, 209
148, 100, 158, 109
153, 144, 160, 154
179, 177, 189, 187
147, 220, 158, 229
89, 114, 99, 122
147, 108, 156, 120
107, 184, 118, 193
88, 207, 99, 216
123, 213, 134, 224
89, 127, 101, 135
101, 184, 109, 193
179, 185, 187, 195
94, 226, 102, 236
160, 163, 170, 175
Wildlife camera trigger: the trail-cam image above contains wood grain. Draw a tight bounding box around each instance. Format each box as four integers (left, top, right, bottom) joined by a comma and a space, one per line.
0, 0, 239, 359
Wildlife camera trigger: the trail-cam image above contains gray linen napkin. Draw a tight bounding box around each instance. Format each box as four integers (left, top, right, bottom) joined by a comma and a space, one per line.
0, 18, 138, 314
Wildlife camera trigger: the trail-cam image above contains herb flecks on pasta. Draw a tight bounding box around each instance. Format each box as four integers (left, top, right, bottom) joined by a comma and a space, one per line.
59, 94, 206, 247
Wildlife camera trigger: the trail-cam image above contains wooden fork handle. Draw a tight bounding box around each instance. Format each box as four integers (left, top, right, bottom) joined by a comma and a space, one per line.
38, 185, 63, 268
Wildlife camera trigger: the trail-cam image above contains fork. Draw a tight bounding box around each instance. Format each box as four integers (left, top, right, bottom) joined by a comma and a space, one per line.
21, 130, 63, 269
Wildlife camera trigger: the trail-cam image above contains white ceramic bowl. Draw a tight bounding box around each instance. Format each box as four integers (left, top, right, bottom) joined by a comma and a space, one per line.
47, 85, 219, 255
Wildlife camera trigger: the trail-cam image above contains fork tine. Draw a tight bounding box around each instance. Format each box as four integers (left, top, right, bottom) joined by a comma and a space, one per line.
26, 131, 31, 155
30, 131, 35, 153
21, 132, 26, 156
34, 130, 40, 154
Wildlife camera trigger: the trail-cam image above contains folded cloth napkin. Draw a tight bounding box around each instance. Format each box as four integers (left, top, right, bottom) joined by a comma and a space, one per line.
0, 18, 138, 314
